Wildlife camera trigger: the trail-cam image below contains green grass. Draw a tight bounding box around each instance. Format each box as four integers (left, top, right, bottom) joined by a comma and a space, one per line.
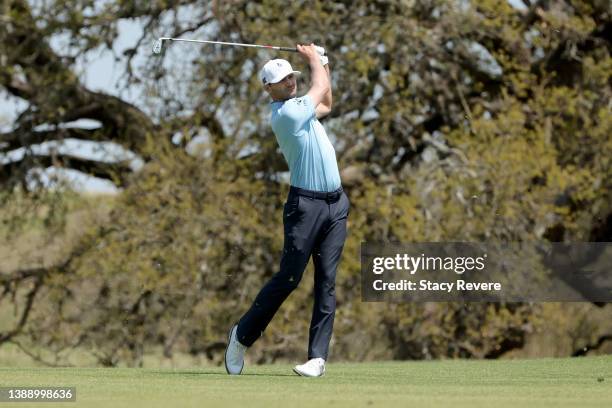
0, 356, 610, 407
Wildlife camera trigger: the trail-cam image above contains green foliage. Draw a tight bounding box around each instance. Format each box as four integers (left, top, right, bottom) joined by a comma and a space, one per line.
1, 0, 610, 365
12, 136, 279, 365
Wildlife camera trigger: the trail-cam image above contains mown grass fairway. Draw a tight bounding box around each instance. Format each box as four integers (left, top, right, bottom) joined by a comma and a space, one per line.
0, 356, 610, 407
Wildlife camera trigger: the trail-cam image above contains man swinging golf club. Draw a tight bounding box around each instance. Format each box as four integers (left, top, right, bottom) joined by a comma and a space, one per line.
225, 43, 349, 377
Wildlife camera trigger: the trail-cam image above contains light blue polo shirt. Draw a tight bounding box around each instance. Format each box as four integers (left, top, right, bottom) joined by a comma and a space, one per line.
270, 95, 341, 192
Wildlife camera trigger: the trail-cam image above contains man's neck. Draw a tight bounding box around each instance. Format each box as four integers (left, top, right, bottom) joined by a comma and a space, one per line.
272, 96, 291, 102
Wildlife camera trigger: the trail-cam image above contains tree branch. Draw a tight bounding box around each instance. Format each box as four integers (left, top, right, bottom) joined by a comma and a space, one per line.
1, 0, 158, 156
1, 128, 106, 153
572, 334, 612, 357
0, 153, 133, 185
0, 275, 42, 344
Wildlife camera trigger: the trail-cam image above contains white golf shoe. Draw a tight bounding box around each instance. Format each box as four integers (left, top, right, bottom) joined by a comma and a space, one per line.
293, 358, 326, 377
224, 324, 247, 375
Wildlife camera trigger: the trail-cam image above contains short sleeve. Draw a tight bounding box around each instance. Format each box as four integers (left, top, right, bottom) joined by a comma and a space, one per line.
275, 95, 315, 134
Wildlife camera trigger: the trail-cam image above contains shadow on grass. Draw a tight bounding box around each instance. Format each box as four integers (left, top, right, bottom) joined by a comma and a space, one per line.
152, 370, 295, 377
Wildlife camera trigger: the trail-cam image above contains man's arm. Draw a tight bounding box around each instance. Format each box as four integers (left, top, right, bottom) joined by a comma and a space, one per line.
297, 44, 330, 108
315, 63, 332, 119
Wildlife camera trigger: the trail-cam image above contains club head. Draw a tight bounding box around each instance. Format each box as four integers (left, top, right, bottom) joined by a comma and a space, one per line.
152, 39, 164, 54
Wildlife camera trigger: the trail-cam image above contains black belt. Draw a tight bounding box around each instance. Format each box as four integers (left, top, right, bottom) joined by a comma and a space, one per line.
290, 186, 343, 201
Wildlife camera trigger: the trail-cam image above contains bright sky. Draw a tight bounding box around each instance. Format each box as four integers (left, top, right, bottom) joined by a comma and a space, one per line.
0, 18, 148, 194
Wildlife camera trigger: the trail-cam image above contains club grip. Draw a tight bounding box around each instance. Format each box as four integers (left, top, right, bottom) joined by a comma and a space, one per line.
279, 45, 327, 55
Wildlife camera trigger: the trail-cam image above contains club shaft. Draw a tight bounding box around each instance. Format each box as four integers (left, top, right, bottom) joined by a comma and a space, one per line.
160, 37, 297, 52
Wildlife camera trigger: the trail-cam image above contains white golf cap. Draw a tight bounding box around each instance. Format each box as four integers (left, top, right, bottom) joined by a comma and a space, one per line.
260, 59, 301, 86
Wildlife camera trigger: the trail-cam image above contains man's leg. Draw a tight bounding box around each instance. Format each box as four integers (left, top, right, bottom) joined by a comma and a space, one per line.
236, 194, 324, 347
308, 193, 349, 360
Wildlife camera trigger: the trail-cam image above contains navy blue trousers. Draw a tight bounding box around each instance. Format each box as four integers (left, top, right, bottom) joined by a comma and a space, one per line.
236, 186, 349, 360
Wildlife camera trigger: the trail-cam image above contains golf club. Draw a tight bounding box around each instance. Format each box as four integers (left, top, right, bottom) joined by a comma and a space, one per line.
152, 37, 326, 56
